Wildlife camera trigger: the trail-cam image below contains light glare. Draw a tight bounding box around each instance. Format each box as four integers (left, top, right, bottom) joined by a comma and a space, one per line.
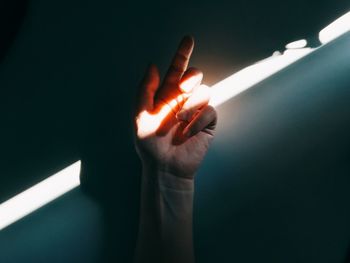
0, 161, 81, 231
180, 74, 202, 93
6, 12, 350, 228
319, 11, 350, 44
285, 39, 307, 49
209, 48, 313, 107
136, 95, 186, 138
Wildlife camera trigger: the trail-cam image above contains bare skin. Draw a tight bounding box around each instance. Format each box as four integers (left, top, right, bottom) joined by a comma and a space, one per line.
135, 36, 217, 178
134, 36, 217, 263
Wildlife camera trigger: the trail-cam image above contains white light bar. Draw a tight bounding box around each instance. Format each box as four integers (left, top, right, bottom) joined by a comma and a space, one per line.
209, 48, 313, 107
0, 161, 81, 231
319, 11, 350, 44
2, 10, 350, 230
285, 39, 307, 49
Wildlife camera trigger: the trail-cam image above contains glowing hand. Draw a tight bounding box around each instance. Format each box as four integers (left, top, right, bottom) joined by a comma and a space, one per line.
134, 36, 217, 178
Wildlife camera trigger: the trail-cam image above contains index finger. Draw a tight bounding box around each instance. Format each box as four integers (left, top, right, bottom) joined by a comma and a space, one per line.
164, 35, 194, 84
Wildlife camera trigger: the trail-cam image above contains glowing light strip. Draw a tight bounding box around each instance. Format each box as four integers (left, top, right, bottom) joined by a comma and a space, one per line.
210, 10, 350, 106
209, 48, 313, 107
319, 11, 350, 44
285, 39, 307, 49
2, 10, 348, 230
0, 161, 81, 231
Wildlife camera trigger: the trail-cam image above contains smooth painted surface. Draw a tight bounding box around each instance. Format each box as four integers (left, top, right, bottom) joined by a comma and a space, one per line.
1, 1, 350, 262
196, 32, 350, 262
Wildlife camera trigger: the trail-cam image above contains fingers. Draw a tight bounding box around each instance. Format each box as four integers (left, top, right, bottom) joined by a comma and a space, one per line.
137, 64, 160, 112
154, 36, 195, 109
164, 35, 194, 85
176, 84, 210, 121
170, 67, 203, 113
156, 66, 202, 114
183, 105, 217, 137
180, 67, 203, 93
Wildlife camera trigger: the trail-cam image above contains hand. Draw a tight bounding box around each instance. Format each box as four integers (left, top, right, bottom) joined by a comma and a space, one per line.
134, 36, 217, 179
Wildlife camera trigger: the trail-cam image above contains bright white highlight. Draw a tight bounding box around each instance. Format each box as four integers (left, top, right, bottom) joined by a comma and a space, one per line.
319, 11, 350, 44
4, 10, 350, 229
0, 161, 81, 231
137, 106, 172, 138
137, 94, 187, 138
285, 39, 307, 49
180, 74, 202, 93
209, 48, 313, 107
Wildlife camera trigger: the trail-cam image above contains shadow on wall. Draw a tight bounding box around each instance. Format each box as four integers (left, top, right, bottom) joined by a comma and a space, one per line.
0, 0, 29, 62
1, 1, 350, 262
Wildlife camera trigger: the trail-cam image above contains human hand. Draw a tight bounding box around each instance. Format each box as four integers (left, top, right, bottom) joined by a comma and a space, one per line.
134, 36, 217, 179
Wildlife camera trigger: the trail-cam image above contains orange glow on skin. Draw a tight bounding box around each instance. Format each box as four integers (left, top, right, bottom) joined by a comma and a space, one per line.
180, 74, 202, 93
137, 94, 187, 138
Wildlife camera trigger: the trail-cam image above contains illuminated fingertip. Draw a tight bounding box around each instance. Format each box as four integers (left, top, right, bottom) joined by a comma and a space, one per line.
198, 84, 211, 94
179, 83, 193, 93
180, 74, 202, 93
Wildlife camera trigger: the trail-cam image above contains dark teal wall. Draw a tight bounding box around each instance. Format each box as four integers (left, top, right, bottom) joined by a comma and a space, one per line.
1, 0, 350, 262
196, 32, 350, 262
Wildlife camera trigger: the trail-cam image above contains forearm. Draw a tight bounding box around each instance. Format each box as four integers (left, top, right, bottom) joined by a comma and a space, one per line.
134, 166, 195, 263
134, 172, 162, 263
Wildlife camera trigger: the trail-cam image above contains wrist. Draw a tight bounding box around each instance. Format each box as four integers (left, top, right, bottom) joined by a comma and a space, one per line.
142, 164, 194, 191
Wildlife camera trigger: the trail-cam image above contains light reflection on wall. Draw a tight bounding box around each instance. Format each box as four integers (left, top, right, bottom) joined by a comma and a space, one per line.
319, 11, 350, 44
0, 161, 81, 230
209, 48, 313, 107
1, 9, 349, 231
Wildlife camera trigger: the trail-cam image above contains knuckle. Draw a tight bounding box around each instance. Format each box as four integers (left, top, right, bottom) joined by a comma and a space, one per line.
173, 54, 188, 69
169, 64, 184, 74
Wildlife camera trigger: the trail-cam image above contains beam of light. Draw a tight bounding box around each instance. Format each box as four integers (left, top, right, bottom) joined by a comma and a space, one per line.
210, 10, 350, 107
209, 47, 313, 107
319, 11, 350, 44
136, 94, 186, 138
0, 161, 81, 231
285, 39, 307, 49
137, 106, 173, 138
137, 47, 315, 138
180, 73, 203, 93
6, 13, 350, 228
